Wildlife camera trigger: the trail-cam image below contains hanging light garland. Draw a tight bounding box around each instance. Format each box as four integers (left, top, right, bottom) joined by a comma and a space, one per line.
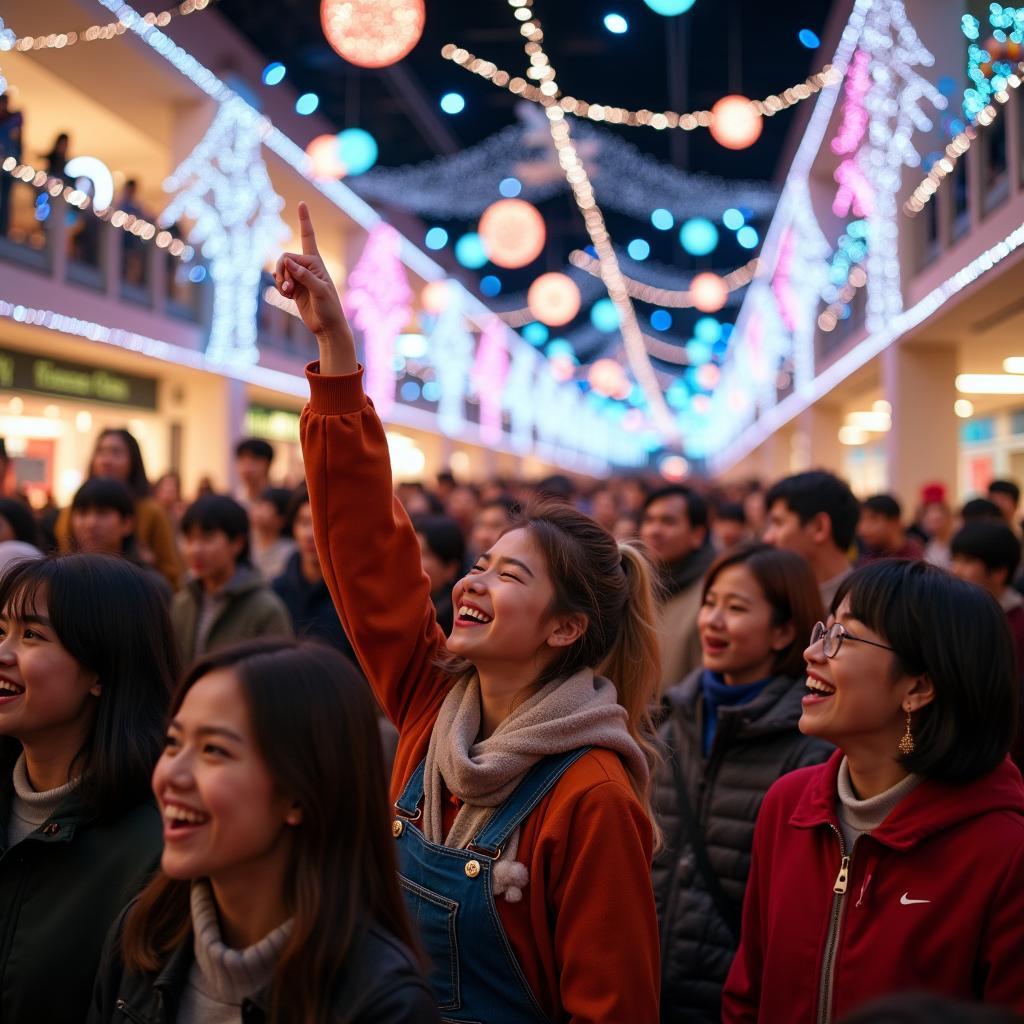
2, 0, 215, 52
569, 249, 758, 308
904, 64, 1022, 217
504, 0, 677, 440
0, 158, 194, 261
441, 42, 840, 132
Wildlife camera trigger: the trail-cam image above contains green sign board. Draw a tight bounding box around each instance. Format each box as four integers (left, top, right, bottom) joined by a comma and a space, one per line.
0, 347, 158, 409
245, 405, 301, 443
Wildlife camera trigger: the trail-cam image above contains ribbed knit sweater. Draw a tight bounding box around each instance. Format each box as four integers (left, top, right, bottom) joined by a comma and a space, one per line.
835, 756, 921, 851
6, 753, 80, 847
176, 882, 293, 1024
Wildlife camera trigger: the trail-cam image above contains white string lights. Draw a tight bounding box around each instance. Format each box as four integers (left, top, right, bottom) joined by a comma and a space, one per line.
904, 64, 1022, 217
0, 0, 214, 52
0, 157, 194, 260
505, 0, 677, 441
441, 42, 840, 132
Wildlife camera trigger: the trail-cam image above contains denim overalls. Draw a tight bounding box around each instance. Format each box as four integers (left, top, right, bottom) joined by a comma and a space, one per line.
392, 747, 590, 1023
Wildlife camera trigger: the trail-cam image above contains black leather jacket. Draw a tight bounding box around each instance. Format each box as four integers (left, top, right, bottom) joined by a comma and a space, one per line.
88, 911, 440, 1024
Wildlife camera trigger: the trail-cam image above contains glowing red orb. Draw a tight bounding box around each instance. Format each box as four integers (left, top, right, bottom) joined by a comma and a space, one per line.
479, 199, 547, 269
321, 0, 426, 69
421, 280, 450, 315
588, 358, 631, 399
691, 273, 728, 313
709, 95, 763, 150
305, 134, 347, 180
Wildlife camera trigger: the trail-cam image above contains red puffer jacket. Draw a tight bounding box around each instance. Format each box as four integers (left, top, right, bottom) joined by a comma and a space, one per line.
722, 750, 1024, 1023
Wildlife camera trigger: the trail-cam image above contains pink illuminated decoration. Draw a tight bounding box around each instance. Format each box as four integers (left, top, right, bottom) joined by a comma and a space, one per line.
831, 50, 874, 218
771, 228, 799, 332
321, 0, 425, 69
427, 285, 475, 436
344, 224, 412, 418
472, 318, 510, 445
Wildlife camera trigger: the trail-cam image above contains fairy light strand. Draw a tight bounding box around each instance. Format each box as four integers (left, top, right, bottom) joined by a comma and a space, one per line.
507, 1, 677, 440
0, 157, 194, 261
442, 42, 840, 131
569, 249, 758, 308
1, 0, 215, 52
904, 66, 1022, 217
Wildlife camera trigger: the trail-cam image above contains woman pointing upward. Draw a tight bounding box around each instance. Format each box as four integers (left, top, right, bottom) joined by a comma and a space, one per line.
280, 203, 661, 1024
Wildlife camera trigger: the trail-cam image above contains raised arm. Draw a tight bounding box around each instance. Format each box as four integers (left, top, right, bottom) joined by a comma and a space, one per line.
282, 204, 451, 730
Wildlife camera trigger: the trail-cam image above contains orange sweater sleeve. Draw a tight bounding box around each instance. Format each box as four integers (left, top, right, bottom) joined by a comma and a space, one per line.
539, 774, 661, 1023
299, 363, 451, 736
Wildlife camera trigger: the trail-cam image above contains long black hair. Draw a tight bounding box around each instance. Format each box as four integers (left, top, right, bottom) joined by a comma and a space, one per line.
90, 428, 151, 499
0, 554, 177, 816
0, 499, 42, 548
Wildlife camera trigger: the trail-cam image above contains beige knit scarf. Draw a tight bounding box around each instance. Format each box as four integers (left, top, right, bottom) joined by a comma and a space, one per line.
422, 667, 648, 902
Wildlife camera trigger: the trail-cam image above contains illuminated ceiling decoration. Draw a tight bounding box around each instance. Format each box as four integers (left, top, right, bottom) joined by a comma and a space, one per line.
503, 0, 677, 442
1, 0, 214, 51
320, 0, 426, 69
442, 42, 839, 134
161, 97, 289, 366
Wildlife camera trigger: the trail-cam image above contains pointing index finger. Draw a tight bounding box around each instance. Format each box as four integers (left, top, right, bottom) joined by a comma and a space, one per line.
298, 201, 320, 257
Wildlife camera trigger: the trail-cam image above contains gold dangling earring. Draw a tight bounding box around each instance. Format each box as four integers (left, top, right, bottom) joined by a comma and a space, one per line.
898, 707, 914, 756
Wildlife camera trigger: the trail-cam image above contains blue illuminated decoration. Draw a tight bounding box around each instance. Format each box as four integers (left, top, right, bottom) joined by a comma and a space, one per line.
262, 62, 286, 86
650, 309, 672, 331
591, 298, 620, 332
440, 92, 466, 115
295, 93, 319, 115
685, 338, 713, 364
722, 208, 744, 231
424, 227, 448, 250
188, 265, 207, 283
422, 381, 441, 402
651, 208, 675, 231
338, 128, 378, 176
679, 217, 719, 256
499, 177, 522, 198
455, 233, 488, 269
694, 316, 722, 342
798, 29, 820, 49
523, 322, 550, 346
604, 13, 629, 34
737, 225, 760, 250
480, 275, 502, 297
400, 380, 422, 402
627, 238, 651, 261
643, 0, 697, 14
667, 382, 690, 410
962, 8, 1024, 121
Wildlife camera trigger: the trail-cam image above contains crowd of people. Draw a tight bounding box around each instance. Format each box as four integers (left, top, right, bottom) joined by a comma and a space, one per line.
0, 201, 1021, 1023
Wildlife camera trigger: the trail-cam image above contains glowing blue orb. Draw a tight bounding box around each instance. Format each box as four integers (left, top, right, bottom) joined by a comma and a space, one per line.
499, 177, 522, 198
604, 13, 629, 33
480, 275, 502, 297
440, 92, 465, 115
722, 208, 745, 231
295, 93, 319, 116
455, 233, 488, 269
188, 265, 207, 284
686, 338, 713, 364
337, 128, 378, 175
523, 322, 549, 346
798, 29, 820, 49
694, 316, 722, 342
590, 298, 620, 333
422, 381, 441, 402
650, 309, 672, 331
643, 0, 697, 14
400, 381, 422, 402
680, 218, 718, 256
737, 225, 760, 250
651, 208, 674, 231
667, 383, 690, 410
547, 339, 576, 360
424, 227, 448, 250
627, 238, 651, 261
262, 62, 286, 86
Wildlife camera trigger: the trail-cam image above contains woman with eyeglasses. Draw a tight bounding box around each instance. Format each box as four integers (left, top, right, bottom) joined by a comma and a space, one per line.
653, 544, 832, 1023
723, 558, 1024, 1022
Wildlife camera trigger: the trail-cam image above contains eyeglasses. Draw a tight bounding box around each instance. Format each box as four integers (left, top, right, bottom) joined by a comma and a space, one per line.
810, 621, 895, 659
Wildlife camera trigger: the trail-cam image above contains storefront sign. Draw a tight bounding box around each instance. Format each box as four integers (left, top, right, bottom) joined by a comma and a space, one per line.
245, 405, 301, 443
0, 348, 158, 409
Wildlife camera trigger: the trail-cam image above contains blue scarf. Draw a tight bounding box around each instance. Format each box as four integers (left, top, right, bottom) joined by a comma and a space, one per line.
700, 669, 773, 756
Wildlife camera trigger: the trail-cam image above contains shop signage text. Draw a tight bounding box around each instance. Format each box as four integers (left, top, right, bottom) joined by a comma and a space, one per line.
0, 348, 158, 409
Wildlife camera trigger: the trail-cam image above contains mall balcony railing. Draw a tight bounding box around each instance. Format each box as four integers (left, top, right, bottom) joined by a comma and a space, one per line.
0, 177, 213, 338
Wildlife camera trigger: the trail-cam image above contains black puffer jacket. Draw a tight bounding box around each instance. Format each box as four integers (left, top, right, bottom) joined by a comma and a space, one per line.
89, 910, 439, 1024
652, 669, 832, 1023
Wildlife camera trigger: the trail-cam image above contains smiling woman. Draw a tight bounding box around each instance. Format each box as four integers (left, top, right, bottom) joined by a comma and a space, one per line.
0, 554, 176, 1024
724, 559, 1024, 1022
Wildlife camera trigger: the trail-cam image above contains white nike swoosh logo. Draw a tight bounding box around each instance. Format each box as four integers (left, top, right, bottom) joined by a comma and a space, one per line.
900, 893, 930, 905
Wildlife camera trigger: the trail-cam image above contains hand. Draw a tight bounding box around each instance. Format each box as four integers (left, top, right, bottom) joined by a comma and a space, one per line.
274, 202, 357, 374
